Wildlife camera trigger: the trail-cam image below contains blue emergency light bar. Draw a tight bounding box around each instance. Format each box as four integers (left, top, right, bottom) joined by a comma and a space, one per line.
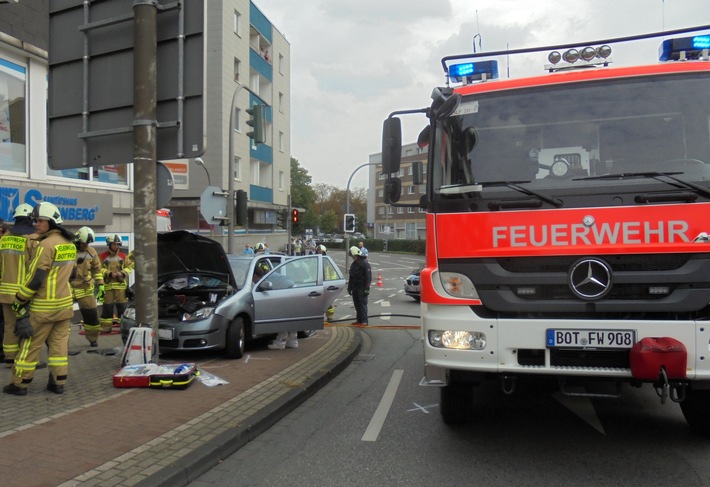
449, 60, 499, 83
659, 34, 710, 61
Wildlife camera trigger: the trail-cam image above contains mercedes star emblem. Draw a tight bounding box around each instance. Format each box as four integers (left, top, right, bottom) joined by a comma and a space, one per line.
569, 258, 612, 300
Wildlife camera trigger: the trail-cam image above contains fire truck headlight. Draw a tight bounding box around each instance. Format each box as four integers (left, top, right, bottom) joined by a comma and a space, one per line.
429, 330, 487, 350
563, 49, 580, 63
439, 272, 477, 298
548, 51, 561, 64
580, 46, 596, 61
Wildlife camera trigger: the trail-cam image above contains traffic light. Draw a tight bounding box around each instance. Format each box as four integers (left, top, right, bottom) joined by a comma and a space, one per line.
291, 209, 299, 224
246, 104, 266, 144
344, 214, 356, 233
236, 189, 248, 226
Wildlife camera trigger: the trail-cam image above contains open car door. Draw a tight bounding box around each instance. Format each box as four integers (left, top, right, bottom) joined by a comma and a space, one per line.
252, 254, 345, 335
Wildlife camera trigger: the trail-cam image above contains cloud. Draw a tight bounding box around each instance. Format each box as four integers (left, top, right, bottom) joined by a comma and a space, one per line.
255, 0, 710, 188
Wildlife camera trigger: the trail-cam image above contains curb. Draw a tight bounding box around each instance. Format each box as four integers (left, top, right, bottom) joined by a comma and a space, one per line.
136, 327, 362, 487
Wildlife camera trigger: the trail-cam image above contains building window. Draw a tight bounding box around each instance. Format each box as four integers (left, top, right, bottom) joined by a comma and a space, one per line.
397, 207, 404, 214
279, 131, 284, 152
408, 186, 415, 194
0, 56, 26, 174
408, 207, 415, 213
234, 10, 242, 37
251, 160, 260, 185
279, 92, 284, 113
378, 172, 386, 180
422, 163, 427, 174
234, 156, 241, 181
279, 54, 284, 74
387, 207, 394, 215
234, 57, 241, 82
419, 207, 426, 213
378, 189, 383, 198
408, 166, 413, 176
419, 185, 425, 194
378, 206, 385, 215
279, 171, 284, 191
234, 107, 241, 132
406, 223, 416, 239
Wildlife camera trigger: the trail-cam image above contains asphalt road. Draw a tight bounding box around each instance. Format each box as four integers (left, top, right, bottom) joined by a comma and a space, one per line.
187, 252, 710, 487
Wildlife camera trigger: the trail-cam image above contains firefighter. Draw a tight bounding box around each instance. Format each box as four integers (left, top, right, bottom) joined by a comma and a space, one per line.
0, 203, 38, 367
347, 246, 371, 325
99, 234, 133, 333
4, 202, 76, 396
254, 242, 266, 254
72, 227, 105, 347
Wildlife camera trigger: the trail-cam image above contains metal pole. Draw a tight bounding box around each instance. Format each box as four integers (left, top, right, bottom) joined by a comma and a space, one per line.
132, 0, 159, 356
227, 84, 243, 254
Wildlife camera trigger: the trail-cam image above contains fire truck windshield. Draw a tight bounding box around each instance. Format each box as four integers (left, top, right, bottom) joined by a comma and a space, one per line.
431, 72, 710, 208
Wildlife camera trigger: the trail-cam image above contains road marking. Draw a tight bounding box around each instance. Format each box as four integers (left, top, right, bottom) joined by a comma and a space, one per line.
244, 354, 272, 364
553, 390, 606, 435
362, 369, 404, 442
380, 313, 391, 321
407, 402, 438, 414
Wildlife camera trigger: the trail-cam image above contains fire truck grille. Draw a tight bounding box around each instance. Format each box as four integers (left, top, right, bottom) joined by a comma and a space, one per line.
498, 254, 690, 273
517, 348, 630, 368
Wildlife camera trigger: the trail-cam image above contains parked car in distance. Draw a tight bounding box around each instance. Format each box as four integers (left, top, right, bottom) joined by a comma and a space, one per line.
404, 267, 422, 302
121, 231, 346, 359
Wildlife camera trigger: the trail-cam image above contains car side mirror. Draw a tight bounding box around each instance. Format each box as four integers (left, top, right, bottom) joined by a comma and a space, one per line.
258, 281, 274, 292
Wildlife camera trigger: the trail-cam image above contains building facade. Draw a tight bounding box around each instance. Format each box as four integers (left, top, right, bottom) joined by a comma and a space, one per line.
0, 0, 289, 251
369, 142, 427, 240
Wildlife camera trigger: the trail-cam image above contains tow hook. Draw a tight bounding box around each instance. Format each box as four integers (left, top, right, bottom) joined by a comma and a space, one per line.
653, 367, 686, 404
501, 375, 517, 395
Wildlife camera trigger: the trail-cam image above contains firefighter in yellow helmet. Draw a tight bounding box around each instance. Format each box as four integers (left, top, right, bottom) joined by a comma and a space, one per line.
0, 203, 38, 366
72, 227, 104, 347
4, 202, 76, 396
99, 234, 133, 333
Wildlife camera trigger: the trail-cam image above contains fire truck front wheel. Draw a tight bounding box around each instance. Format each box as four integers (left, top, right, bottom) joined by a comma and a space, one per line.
440, 382, 475, 424
679, 386, 710, 437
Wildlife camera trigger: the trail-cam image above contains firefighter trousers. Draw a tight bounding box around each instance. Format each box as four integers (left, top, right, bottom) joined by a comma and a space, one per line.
12, 314, 71, 389
100, 288, 127, 332
2, 303, 19, 365
76, 294, 100, 343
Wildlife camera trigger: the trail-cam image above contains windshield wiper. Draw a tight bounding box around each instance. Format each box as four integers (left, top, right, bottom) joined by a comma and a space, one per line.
575, 172, 710, 199
480, 180, 564, 208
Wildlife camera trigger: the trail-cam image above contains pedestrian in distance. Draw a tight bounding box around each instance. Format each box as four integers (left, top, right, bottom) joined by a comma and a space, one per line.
358, 241, 369, 258
243, 243, 254, 255
100, 234, 133, 333
4, 202, 76, 396
71, 227, 105, 347
347, 246, 371, 325
0, 203, 38, 367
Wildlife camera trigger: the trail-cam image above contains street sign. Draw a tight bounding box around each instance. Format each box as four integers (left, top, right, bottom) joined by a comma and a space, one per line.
47, 0, 205, 169
200, 186, 227, 224
156, 162, 174, 208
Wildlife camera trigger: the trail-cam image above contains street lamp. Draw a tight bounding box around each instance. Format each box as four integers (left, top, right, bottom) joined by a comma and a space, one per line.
194, 157, 211, 187
345, 162, 376, 267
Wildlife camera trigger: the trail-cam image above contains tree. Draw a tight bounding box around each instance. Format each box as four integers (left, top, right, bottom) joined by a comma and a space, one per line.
290, 157, 316, 232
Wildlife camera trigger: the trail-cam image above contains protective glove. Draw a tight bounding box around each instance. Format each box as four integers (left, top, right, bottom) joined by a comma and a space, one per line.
96, 284, 106, 304
364, 289, 370, 297
12, 295, 29, 318
14, 316, 33, 339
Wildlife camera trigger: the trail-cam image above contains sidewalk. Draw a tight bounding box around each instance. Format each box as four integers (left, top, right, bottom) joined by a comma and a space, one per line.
0, 321, 361, 487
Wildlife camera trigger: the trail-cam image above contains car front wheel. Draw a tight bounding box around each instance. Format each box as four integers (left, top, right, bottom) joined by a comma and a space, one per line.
225, 317, 246, 359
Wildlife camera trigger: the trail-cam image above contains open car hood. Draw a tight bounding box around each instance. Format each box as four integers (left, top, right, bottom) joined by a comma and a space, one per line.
157, 231, 235, 284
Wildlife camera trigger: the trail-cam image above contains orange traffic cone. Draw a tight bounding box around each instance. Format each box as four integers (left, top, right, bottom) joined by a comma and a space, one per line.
376, 273, 383, 287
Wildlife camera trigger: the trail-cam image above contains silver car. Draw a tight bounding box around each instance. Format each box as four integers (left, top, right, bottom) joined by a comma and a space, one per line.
121, 231, 345, 359
404, 267, 422, 302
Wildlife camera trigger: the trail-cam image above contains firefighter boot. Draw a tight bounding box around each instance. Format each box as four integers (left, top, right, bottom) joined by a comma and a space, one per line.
47, 376, 64, 395
3, 383, 28, 396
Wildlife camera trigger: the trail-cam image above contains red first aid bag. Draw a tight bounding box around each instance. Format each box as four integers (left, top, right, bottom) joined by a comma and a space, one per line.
629, 337, 687, 381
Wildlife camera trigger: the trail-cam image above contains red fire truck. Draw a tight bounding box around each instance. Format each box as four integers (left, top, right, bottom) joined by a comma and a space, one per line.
381, 26, 710, 432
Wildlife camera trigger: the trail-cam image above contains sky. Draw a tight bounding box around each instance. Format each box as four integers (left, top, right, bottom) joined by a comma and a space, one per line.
255, 0, 710, 189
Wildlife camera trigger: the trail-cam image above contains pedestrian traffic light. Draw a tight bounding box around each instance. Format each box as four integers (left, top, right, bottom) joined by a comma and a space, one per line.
246, 104, 266, 144
344, 214, 356, 233
291, 209, 299, 223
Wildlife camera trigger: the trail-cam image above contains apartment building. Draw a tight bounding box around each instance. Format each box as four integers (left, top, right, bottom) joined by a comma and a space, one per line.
368, 142, 428, 240
0, 0, 289, 250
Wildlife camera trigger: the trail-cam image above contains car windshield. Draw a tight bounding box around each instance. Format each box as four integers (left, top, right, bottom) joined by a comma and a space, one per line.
431, 73, 710, 202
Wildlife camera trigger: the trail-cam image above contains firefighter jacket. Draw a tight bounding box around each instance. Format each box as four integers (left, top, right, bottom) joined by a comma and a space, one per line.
0, 223, 38, 305
100, 249, 133, 291
71, 245, 104, 299
347, 257, 371, 294
16, 228, 76, 315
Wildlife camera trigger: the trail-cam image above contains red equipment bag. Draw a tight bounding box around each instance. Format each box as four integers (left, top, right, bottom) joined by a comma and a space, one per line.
629, 337, 687, 381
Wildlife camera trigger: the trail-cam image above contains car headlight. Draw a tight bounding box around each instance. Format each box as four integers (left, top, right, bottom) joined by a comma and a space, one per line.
182, 307, 216, 321
429, 330, 487, 350
123, 307, 136, 321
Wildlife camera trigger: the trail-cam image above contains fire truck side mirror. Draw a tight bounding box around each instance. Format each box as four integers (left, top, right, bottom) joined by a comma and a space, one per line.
382, 117, 402, 175
434, 93, 462, 121
384, 178, 402, 204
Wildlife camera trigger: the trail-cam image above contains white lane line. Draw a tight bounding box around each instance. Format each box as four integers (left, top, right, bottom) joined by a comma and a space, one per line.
362, 369, 404, 442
